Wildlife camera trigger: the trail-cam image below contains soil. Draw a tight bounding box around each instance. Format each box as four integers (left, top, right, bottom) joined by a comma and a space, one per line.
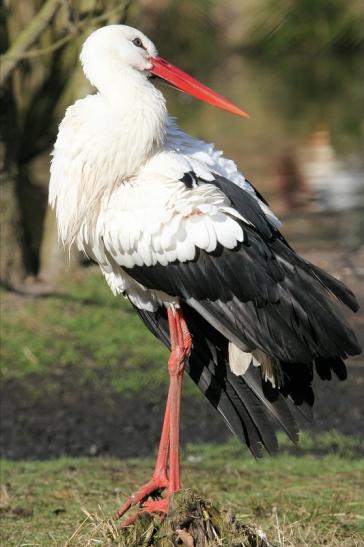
1, 361, 363, 461
1, 249, 363, 461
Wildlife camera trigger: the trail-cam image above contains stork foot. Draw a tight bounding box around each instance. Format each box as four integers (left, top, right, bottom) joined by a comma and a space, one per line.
120, 497, 170, 527
115, 475, 168, 521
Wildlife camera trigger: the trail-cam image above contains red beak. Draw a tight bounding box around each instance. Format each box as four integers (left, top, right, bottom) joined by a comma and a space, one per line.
150, 57, 249, 118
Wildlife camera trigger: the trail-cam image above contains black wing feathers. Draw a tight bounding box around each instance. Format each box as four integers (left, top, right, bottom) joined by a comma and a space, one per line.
124, 172, 361, 455
132, 300, 301, 457
126, 234, 360, 362
210, 174, 359, 314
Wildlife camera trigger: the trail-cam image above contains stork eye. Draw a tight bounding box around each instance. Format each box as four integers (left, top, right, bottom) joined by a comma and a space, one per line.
132, 37, 145, 49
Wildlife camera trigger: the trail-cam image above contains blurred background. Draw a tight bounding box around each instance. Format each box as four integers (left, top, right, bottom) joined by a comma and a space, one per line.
1, 0, 363, 461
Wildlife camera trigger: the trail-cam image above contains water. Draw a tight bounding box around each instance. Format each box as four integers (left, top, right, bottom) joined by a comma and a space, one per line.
161, 53, 364, 250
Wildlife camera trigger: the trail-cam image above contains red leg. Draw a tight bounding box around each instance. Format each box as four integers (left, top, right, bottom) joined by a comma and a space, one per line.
167, 308, 192, 493
115, 392, 171, 519
116, 306, 192, 526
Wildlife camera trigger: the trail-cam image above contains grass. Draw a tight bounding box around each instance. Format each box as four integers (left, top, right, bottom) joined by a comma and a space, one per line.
0, 268, 173, 396
1, 437, 364, 546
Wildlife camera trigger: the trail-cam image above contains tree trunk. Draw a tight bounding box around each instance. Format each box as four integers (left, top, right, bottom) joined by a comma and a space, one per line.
0, 171, 27, 288
0, 85, 27, 288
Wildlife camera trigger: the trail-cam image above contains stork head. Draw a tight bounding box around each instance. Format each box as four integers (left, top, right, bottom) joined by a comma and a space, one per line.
80, 25, 248, 117
81, 25, 157, 82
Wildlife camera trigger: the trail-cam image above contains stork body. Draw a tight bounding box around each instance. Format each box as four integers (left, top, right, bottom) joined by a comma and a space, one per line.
49, 25, 361, 524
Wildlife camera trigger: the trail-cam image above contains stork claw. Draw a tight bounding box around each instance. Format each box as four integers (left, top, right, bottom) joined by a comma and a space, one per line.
115, 475, 168, 520
121, 498, 169, 528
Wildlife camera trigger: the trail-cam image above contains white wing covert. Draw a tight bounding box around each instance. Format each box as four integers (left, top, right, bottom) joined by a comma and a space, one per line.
97, 150, 247, 270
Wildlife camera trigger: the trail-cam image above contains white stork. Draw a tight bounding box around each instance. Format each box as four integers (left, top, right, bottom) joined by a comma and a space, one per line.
49, 25, 361, 524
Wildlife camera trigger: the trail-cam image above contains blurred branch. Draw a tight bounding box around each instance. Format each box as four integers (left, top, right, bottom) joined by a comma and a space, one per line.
1, 2, 131, 65
0, 0, 62, 86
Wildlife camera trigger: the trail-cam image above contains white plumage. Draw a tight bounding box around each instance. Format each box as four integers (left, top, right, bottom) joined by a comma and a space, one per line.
49, 26, 279, 315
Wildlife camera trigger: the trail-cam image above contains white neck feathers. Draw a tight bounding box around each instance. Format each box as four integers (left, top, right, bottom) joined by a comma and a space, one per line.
50, 67, 167, 246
